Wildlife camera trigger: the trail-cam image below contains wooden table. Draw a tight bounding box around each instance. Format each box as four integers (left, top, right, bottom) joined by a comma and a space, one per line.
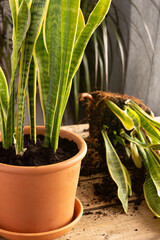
0, 124, 160, 240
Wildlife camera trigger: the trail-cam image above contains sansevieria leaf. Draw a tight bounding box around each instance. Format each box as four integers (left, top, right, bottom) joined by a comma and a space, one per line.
126, 107, 141, 132
43, 0, 62, 148
144, 174, 160, 217
130, 141, 142, 168
16, 0, 30, 52
126, 99, 160, 129
68, 0, 112, 84
9, 0, 17, 29
139, 115, 160, 144
151, 149, 160, 165
5, 0, 18, 149
16, 0, 49, 154
106, 100, 134, 131
35, 27, 49, 122
0, 67, 9, 116
61, 0, 112, 150
27, 57, 36, 142
50, 0, 81, 149
102, 129, 128, 213
145, 148, 160, 197
45, 0, 81, 149
123, 164, 132, 197
61, 6, 86, 120
76, 9, 85, 41
120, 130, 160, 150
0, 100, 6, 146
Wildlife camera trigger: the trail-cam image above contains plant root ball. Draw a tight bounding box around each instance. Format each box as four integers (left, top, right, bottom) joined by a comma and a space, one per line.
81, 91, 152, 141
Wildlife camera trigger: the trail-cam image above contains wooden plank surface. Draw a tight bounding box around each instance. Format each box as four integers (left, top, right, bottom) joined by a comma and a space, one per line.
58, 174, 160, 240
0, 124, 160, 240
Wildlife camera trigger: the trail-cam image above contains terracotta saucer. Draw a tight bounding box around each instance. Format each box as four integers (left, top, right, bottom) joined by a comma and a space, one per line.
0, 197, 83, 240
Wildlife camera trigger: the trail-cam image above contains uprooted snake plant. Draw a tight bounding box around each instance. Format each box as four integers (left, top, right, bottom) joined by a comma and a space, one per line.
102, 99, 160, 217
0, 0, 112, 155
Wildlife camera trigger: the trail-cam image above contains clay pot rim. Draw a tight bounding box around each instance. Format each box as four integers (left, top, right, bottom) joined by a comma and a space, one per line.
0, 126, 87, 175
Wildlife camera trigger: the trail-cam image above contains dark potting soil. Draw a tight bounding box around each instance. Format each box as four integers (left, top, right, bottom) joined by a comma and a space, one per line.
81, 137, 146, 207
80, 91, 149, 208
0, 135, 79, 166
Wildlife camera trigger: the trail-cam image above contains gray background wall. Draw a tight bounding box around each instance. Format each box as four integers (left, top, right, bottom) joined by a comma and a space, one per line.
124, 0, 160, 116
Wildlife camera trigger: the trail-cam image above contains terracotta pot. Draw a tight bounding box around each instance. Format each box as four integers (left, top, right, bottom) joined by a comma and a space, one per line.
0, 126, 87, 234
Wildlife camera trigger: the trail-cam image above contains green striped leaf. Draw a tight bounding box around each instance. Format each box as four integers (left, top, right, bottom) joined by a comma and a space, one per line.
145, 149, 160, 197
0, 67, 9, 116
102, 130, 128, 213
16, 0, 49, 154
50, 0, 81, 149
5, 1, 18, 149
151, 149, 160, 165
5, 47, 19, 149
102, 20, 108, 90
16, 0, 30, 52
126, 107, 141, 132
0, 99, 6, 146
73, 9, 85, 122
123, 164, 132, 197
138, 130, 160, 197
60, 0, 112, 151
137, 146, 149, 170
137, 130, 150, 170
68, 0, 112, 86
144, 174, 160, 217
27, 57, 36, 142
93, 33, 98, 88
76, 9, 85, 41
130, 141, 142, 168
44, 0, 81, 150
43, 0, 63, 148
9, 0, 17, 29
5, 68, 17, 149
126, 99, 160, 129
18, 0, 32, 7
120, 130, 160, 150
141, 119, 160, 144
107, 100, 134, 130
35, 27, 49, 122
5, 0, 19, 149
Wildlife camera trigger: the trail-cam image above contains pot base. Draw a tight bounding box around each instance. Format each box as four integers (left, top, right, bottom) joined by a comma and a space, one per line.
0, 197, 83, 240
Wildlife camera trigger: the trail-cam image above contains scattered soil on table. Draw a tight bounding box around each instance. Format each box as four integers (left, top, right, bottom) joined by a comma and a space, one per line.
81, 138, 146, 207
0, 135, 79, 166
80, 91, 149, 208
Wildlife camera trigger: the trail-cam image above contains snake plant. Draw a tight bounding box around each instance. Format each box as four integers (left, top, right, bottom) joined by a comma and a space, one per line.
0, 0, 112, 155
102, 99, 160, 217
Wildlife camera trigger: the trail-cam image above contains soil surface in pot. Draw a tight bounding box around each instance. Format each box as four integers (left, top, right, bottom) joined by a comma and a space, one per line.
0, 135, 79, 166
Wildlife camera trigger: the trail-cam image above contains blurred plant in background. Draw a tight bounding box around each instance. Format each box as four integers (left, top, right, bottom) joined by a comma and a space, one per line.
71, 0, 155, 123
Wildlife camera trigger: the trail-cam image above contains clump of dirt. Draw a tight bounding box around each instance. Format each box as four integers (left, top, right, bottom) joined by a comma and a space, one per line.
0, 135, 79, 166
81, 91, 152, 141
80, 91, 150, 206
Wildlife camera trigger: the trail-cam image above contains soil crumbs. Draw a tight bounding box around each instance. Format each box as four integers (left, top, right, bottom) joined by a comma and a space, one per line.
81, 136, 146, 210
0, 135, 79, 166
